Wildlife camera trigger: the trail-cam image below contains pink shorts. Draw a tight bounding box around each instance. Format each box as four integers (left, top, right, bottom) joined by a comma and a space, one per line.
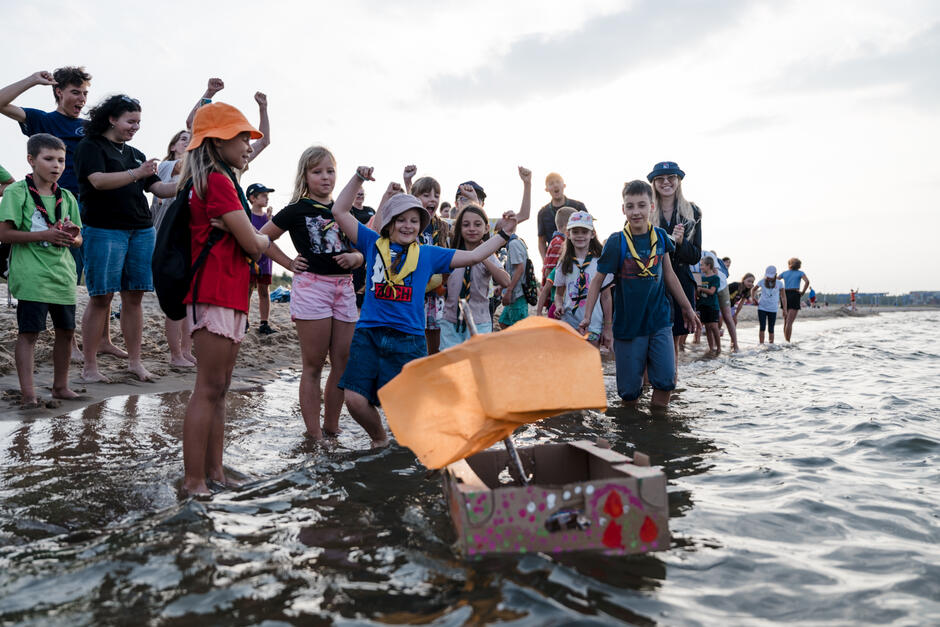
290, 272, 358, 322
188, 304, 247, 343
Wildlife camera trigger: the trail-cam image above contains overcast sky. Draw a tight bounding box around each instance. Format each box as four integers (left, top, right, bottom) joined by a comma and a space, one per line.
1, 0, 937, 293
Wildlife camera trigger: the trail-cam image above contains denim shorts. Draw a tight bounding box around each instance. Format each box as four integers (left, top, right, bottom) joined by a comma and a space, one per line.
613, 324, 675, 401
83, 226, 155, 297
439, 318, 492, 350
338, 326, 427, 406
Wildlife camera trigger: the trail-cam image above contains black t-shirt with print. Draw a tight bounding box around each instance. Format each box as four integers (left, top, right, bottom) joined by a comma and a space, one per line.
351, 205, 375, 224
537, 197, 587, 239
271, 198, 354, 275
74, 135, 161, 229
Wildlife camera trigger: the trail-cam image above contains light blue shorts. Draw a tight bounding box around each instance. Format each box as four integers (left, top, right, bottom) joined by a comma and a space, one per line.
439, 318, 493, 350
613, 325, 675, 401
83, 226, 155, 297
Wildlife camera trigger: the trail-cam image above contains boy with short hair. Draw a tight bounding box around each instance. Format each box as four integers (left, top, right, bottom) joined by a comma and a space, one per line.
696, 256, 721, 354
579, 180, 700, 409
537, 172, 586, 259
0, 134, 83, 407
246, 183, 277, 334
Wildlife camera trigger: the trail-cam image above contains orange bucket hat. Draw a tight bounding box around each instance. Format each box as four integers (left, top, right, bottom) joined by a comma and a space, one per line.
187, 102, 262, 151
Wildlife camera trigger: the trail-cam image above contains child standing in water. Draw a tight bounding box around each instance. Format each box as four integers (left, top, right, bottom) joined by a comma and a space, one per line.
331, 167, 518, 447
752, 266, 787, 344
579, 180, 699, 409
439, 204, 511, 348
780, 257, 810, 342
260, 147, 364, 441
696, 256, 721, 354
180, 103, 298, 496
551, 211, 611, 347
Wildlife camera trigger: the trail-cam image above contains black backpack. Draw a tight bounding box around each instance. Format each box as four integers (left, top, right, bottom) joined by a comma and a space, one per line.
516, 238, 540, 306
152, 179, 223, 322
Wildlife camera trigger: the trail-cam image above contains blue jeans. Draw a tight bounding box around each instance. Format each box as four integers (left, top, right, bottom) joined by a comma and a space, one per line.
83, 226, 155, 296
613, 325, 675, 401
338, 326, 427, 406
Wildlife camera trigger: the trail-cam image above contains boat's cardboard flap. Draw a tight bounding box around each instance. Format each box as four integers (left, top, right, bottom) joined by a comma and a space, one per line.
448, 458, 487, 491
612, 463, 668, 508
567, 440, 631, 464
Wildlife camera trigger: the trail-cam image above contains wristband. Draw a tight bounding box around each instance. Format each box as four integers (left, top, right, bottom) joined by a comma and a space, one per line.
497, 229, 511, 242
127, 169, 137, 182
355, 171, 367, 182
200, 97, 212, 106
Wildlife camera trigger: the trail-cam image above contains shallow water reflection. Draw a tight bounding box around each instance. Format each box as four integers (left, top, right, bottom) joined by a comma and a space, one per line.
2, 312, 939, 624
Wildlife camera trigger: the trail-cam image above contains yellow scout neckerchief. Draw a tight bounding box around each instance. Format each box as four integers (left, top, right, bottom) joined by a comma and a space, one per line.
376, 238, 420, 285
622, 223, 659, 278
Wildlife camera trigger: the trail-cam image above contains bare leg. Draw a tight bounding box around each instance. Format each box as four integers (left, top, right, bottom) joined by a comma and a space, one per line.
206, 337, 239, 486
14, 333, 38, 405
82, 294, 113, 382
99, 315, 127, 358
344, 389, 388, 447
295, 318, 332, 439
51, 328, 79, 399
720, 304, 739, 352
426, 328, 441, 355
258, 283, 270, 324
182, 329, 235, 496
768, 332, 775, 344
324, 319, 355, 436
650, 388, 672, 409
784, 309, 799, 342
121, 290, 153, 381
180, 316, 196, 364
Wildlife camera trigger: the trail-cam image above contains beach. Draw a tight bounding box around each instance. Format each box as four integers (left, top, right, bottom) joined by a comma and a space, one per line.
0, 285, 911, 418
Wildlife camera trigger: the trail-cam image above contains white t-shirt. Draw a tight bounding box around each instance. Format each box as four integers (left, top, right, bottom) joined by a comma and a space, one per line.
757, 278, 784, 312
556, 256, 605, 333
150, 159, 179, 232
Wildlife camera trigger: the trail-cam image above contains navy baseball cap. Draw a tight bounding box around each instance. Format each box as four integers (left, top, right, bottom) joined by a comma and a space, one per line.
646, 162, 685, 182
457, 180, 486, 202
246, 183, 275, 197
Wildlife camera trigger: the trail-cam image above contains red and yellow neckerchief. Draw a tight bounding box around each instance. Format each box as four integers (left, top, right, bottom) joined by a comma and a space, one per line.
622, 223, 659, 278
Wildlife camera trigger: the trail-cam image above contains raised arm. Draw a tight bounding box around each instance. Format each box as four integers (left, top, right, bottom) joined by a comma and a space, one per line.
246, 92, 269, 163
185, 77, 224, 130
402, 164, 416, 195
449, 212, 517, 269
516, 166, 532, 224
0, 71, 56, 124
333, 166, 376, 245
482, 255, 511, 287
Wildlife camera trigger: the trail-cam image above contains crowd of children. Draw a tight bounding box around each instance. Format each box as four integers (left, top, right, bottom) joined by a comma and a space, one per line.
0, 66, 815, 495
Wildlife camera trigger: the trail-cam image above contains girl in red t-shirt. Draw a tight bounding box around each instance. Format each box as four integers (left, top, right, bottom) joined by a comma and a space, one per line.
179, 103, 301, 497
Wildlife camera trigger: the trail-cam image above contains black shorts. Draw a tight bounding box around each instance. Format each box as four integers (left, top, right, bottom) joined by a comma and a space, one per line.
698, 305, 719, 324
17, 300, 76, 333
785, 289, 801, 311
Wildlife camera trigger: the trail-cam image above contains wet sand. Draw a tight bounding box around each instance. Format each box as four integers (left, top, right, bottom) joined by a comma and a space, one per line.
0, 283, 906, 419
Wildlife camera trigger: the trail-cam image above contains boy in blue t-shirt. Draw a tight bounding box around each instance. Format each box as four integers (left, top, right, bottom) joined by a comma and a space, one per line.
330, 167, 519, 447
579, 180, 700, 409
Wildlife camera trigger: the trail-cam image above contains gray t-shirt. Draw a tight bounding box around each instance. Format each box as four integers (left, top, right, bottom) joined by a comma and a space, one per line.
503, 237, 528, 301
443, 254, 497, 325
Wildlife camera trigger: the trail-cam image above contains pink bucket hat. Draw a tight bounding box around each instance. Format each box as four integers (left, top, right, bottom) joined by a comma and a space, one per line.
566, 211, 595, 231
378, 193, 430, 235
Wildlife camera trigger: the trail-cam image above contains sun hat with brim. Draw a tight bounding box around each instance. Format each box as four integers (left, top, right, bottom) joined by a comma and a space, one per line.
378, 193, 430, 235
765, 265, 777, 278
187, 102, 262, 151
647, 161, 685, 182
566, 211, 595, 231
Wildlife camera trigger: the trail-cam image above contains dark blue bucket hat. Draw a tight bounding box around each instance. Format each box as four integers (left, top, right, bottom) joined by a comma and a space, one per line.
647, 161, 685, 182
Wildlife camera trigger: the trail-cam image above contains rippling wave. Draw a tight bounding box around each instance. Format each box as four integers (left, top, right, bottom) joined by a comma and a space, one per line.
1, 312, 938, 624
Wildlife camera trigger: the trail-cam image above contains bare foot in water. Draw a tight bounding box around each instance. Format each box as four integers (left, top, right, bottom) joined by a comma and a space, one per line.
128, 363, 155, 382
371, 438, 390, 449
52, 386, 81, 400
81, 369, 111, 383
181, 481, 212, 498
207, 471, 245, 489
99, 343, 128, 358
169, 355, 195, 367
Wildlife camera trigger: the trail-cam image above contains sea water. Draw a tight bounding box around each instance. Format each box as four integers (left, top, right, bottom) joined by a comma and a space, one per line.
1, 311, 938, 625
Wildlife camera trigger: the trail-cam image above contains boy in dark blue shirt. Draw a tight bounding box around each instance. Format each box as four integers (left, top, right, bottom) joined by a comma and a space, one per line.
579, 180, 700, 409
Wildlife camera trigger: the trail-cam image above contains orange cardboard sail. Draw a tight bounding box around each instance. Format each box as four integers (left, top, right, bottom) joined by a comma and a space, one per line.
378, 317, 607, 469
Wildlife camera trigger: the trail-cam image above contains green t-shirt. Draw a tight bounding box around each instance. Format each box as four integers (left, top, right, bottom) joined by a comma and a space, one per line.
0, 180, 81, 304
0, 164, 12, 183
